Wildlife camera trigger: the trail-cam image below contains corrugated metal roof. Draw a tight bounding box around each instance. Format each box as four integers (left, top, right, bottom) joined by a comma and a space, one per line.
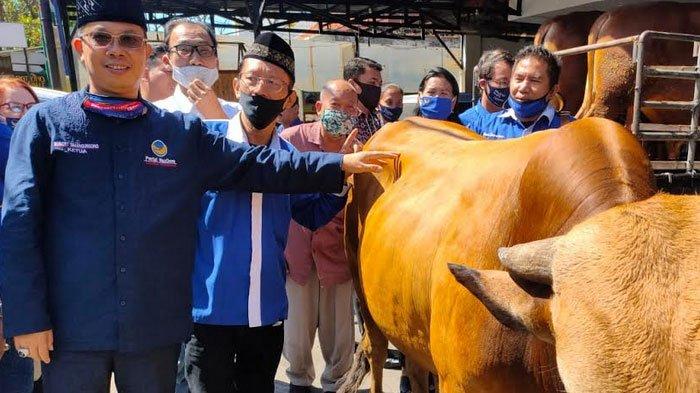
61, 1, 538, 40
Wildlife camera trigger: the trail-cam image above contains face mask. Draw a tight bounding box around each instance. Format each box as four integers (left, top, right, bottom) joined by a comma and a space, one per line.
419, 96, 453, 120
379, 105, 403, 122
485, 84, 509, 108
238, 92, 287, 130
172, 65, 219, 87
507, 95, 549, 119
4, 117, 21, 130
355, 80, 381, 111
320, 108, 356, 138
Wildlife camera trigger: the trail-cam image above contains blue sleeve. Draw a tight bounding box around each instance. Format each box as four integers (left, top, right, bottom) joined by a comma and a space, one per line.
196, 120, 344, 194
458, 107, 474, 127
458, 107, 486, 135
0, 108, 53, 337
289, 192, 347, 231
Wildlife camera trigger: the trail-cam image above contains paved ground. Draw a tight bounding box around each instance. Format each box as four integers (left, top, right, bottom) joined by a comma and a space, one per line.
274, 327, 402, 393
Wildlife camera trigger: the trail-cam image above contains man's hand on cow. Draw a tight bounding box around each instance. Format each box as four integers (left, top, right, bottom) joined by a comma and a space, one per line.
13, 329, 53, 363
342, 150, 398, 175
340, 129, 363, 154
186, 79, 228, 119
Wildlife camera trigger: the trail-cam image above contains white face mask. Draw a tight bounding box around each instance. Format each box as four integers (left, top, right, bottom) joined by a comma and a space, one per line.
172, 65, 219, 87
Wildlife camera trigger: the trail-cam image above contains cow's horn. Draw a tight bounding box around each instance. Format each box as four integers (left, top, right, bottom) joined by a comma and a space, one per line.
497, 237, 560, 285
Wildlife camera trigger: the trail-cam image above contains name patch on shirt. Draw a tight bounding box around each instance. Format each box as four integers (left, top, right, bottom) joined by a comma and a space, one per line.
144, 139, 177, 168
53, 141, 100, 154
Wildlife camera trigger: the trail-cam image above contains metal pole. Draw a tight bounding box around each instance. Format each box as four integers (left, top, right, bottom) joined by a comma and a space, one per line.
434, 33, 462, 69
354, 34, 360, 57
23, 48, 30, 80
686, 42, 700, 173
57, 0, 77, 91
554, 35, 639, 57
631, 33, 646, 135
461, 34, 468, 94
40, 0, 61, 89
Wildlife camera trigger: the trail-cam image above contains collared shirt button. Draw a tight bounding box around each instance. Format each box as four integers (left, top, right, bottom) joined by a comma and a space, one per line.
120, 300, 126, 306
119, 266, 126, 273
117, 173, 124, 180
119, 204, 126, 212
119, 234, 126, 242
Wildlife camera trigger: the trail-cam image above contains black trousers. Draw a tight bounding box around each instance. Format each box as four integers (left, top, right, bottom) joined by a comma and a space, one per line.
42, 344, 180, 393
184, 322, 284, 393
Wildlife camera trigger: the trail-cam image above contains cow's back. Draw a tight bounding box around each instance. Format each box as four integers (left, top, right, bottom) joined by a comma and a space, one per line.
534, 11, 602, 113
348, 117, 655, 391
576, 2, 700, 125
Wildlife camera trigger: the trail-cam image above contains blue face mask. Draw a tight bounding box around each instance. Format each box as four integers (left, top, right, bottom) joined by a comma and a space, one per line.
507, 95, 549, 119
485, 84, 509, 108
419, 96, 453, 120
379, 105, 403, 122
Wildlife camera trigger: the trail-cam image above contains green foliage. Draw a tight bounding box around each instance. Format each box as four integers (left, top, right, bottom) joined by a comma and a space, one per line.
1, 0, 42, 47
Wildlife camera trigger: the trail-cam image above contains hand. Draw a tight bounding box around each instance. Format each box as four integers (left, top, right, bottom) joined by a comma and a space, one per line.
340, 129, 363, 154
14, 329, 53, 363
186, 79, 227, 119
342, 151, 398, 175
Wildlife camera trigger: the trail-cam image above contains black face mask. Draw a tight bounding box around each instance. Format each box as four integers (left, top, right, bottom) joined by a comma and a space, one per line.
239, 92, 287, 130
355, 80, 381, 111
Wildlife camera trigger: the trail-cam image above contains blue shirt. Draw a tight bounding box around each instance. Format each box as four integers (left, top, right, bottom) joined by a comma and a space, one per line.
193, 117, 346, 327
468, 105, 573, 139
458, 101, 498, 130
0, 90, 345, 352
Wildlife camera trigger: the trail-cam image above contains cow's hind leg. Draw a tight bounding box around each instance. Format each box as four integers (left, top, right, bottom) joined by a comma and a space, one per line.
337, 313, 388, 393
404, 357, 432, 393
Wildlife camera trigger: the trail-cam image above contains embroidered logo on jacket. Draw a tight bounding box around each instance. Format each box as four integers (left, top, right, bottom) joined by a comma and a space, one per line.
151, 140, 168, 157
144, 139, 177, 168
53, 141, 100, 154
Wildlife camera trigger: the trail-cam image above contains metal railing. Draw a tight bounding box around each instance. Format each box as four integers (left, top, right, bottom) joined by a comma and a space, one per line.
555, 30, 700, 179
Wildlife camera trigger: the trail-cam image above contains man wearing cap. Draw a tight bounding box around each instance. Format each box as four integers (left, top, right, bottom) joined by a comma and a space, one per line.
184, 33, 358, 393
0, 1, 395, 392
154, 18, 238, 119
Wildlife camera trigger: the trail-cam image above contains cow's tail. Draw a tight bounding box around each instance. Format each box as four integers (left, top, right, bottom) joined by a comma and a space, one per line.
338, 169, 394, 393
576, 11, 608, 118
336, 342, 370, 393
337, 172, 375, 393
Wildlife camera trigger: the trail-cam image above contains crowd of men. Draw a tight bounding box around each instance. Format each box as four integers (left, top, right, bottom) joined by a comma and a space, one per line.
0, 0, 572, 392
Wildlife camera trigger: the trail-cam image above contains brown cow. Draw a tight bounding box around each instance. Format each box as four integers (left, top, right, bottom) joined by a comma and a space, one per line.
576, 2, 700, 159
451, 193, 699, 392
340, 117, 655, 392
534, 11, 602, 113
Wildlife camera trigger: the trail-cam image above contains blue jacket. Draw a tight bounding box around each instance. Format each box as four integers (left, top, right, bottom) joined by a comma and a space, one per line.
0, 90, 345, 352
467, 105, 573, 139
193, 117, 346, 327
0, 123, 11, 203
458, 102, 496, 130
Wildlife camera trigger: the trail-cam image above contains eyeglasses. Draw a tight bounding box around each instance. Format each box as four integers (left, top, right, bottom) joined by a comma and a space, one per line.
0, 102, 36, 114
80, 32, 146, 49
487, 79, 510, 89
169, 44, 217, 59
239, 73, 289, 96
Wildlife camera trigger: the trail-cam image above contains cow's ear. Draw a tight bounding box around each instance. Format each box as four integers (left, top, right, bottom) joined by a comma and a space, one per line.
448, 264, 554, 343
